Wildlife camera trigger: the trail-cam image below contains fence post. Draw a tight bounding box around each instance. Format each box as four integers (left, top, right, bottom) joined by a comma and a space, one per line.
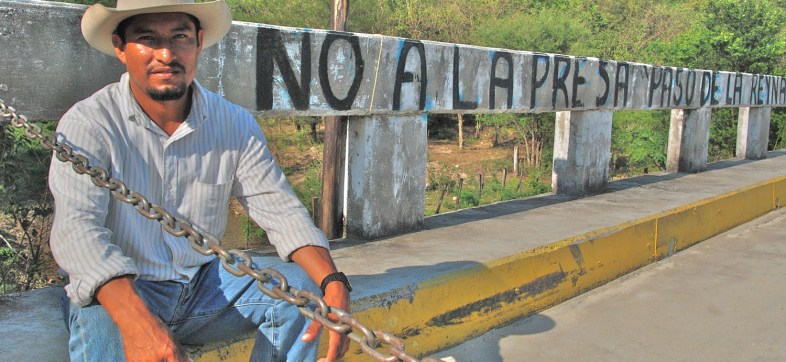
435, 183, 448, 214
667, 108, 711, 173
478, 173, 484, 202
552, 110, 613, 196
737, 107, 772, 160
455, 178, 464, 209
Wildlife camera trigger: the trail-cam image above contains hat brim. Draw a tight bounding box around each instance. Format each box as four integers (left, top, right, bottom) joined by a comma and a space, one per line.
81, 1, 232, 57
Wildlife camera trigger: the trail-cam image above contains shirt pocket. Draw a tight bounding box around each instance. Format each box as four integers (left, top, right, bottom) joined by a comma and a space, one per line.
185, 181, 233, 238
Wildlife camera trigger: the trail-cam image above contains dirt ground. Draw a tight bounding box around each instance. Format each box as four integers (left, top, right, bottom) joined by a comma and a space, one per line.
428, 139, 513, 174
221, 133, 517, 249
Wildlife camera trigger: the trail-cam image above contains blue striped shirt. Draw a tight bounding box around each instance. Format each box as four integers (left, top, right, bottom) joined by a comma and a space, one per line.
49, 73, 329, 306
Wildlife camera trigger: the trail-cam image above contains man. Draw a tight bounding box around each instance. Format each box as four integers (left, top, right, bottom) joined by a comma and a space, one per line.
48, 1, 351, 361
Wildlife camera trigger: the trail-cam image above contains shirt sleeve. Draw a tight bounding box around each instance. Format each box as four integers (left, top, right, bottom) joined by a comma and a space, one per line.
231, 112, 330, 260
48, 106, 139, 307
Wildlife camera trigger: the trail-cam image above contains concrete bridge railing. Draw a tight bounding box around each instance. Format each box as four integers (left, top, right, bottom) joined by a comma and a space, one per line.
2, 0, 785, 241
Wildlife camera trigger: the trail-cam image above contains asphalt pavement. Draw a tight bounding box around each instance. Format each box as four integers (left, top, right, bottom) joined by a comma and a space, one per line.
433, 207, 786, 361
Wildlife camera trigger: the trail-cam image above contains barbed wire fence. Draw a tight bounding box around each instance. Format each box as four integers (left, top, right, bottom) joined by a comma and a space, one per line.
1, 99, 439, 362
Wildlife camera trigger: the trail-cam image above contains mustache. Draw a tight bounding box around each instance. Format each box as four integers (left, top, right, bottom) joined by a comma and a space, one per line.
148, 62, 185, 74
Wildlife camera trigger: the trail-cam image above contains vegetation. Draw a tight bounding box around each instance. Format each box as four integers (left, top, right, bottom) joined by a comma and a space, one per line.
2, 0, 785, 293
0, 122, 59, 294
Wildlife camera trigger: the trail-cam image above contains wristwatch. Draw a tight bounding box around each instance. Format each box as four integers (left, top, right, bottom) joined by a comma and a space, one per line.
320, 271, 352, 294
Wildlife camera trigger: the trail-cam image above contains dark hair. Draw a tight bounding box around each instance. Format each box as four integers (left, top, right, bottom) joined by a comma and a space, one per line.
114, 13, 202, 45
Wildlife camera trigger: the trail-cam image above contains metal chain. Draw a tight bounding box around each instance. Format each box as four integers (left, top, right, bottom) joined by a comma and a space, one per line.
1, 99, 438, 362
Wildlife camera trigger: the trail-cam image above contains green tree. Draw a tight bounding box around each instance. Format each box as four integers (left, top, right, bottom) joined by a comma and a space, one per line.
709, 109, 739, 161
471, 6, 592, 54
612, 111, 669, 175
704, 0, 786, 74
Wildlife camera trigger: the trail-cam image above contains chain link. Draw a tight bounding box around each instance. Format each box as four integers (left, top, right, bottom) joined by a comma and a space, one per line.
1, 99, 440, 362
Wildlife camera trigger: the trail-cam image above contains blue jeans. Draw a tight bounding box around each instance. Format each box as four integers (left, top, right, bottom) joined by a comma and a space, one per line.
63, 256, 321, 361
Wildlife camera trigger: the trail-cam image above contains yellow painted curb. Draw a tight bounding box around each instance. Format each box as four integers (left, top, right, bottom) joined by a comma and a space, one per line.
195, 175, 786, 361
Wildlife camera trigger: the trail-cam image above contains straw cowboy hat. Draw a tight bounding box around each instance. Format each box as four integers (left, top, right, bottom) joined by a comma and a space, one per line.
81, 0, 232, 57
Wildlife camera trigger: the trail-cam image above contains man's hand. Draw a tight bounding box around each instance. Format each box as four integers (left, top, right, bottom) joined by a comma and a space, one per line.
290, 246, 351, 361
301, 281, 351, 362
96, 276, 190, 362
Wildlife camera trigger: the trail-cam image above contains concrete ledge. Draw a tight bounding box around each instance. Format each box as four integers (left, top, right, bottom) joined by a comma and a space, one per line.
3, 152, 786, 361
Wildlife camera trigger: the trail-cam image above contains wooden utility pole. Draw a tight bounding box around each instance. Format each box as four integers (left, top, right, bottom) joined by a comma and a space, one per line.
330, 0, 349, 30
320, 0, 349, 239
458, 113, 464, 149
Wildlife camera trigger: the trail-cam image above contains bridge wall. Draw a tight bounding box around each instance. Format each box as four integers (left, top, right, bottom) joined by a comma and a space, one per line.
1, 0, 785, 238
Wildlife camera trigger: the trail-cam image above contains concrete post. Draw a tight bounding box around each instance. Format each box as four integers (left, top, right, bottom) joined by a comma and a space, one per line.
552, 110, 613, 196
736, 107, 771, 160
345, 115, 427, 239
667, 108, 711, 173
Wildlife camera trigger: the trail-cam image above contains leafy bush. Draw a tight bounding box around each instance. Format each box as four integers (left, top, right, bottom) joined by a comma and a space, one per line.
0, 123, 60, 294
526, 172, 551, 195
239, 215, 267, 244
770, 110, 786, 151
459, 191, 480, 207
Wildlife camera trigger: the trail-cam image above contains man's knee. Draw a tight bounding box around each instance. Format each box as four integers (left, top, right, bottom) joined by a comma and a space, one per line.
67, 302, 124, 360
280, 263, 320, 296
251, 258, 321, 296
68, 301, 118, 335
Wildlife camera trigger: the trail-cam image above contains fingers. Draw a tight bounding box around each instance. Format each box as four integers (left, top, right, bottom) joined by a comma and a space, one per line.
324, 332, 340, 362
301, 320, 323, 343
322, 330, 349, 362
306, 322, 349, 362
337, 331, 349, 359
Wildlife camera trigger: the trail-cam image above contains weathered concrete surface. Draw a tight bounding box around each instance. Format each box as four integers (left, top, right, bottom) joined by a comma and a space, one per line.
345, 115, 427, 239
2, 152, 786, 361
552, 110, 613, 195
433, 206, 786, 361
0, 1, 125, 118
2, 0, 785, 120
737, 106, 772, 160
667, 107, 711, 172
3, 0, 785, 238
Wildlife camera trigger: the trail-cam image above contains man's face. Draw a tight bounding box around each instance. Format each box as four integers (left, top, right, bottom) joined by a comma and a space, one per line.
112, 13, 203, 102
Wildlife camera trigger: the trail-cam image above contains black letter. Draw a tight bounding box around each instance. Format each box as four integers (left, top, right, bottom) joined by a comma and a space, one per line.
319, 32, 365, 110
780, 77, 786, 104
685, 70, 697, 106
571, 57, 587, 108
756, 76, 767, 104
660, 67, 673, 107
768, 76, 778, 105
530, 54, 550, 109
725, 73, 735, 105
489, 51, 514, 109
700, 71, 712, 106
732, 73, 743, 105
393, 40, 428, 111
453, 46, 479, 110
553, 55, 570, 109
596, 60, 610, 107
257, 28, 311, 110
673, 68, 684, 106
710, 71, 720, 105
648, 66, 663, 107
615, 62, 629, 107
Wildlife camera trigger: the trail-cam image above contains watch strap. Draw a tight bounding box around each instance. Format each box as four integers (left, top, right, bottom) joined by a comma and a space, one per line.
320, 271, 352, 294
